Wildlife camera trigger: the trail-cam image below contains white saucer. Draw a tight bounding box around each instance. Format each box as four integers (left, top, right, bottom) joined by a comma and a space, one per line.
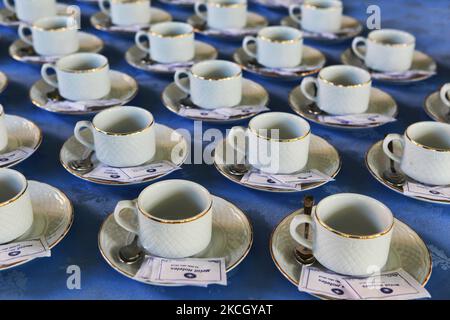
60, 123, 188, 186
0, 71, 7, 94
188, 12, 268, 38
289, 86, 398, 129
30, 70, 138, 115
341, 48, 437, 84
233, 44, 325, 79
281, 15, 363, 43
9, 32, 104, 64
0, 181, 74, 270
90, 8, 172, 34
98, 195, 253, 285
366, 140, 450, 205
0, 115, 42, 168
213, 135, 341, 192
125, 41, 218, 74
270, 208, 432, 299
424, 90, 450, 123
162, 78, 269, 123
0, 4, 71, 27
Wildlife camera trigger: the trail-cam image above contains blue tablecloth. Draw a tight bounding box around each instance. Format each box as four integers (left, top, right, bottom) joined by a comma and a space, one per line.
0, 0, 449, 300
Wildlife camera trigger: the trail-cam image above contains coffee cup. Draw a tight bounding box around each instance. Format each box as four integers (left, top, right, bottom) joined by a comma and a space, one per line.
99, 0, 151, 26
290, 193, 394, 276
41, 53, 111, 101
227, 112, 311, 174
114, 179, 213, 258
18, 16, 79, 56
0, 105, 7, 153
3, 0, 57, 23
352, 29, 415, 72
301, 65, 372, 115
242, 26, 303, 68
135, 22, 195, 63
289, 0, 343, 33
174, 60, 242, 109
194, 0, 247, 30
74, 106, 156, 168
0, 168, 34, 244
383, 121, 450, 186
440, 83, 450, 108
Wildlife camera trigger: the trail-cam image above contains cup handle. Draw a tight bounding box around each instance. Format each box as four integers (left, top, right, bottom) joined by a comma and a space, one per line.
351, 36, 367, 60
18, 24, 33, 46
440, 84, 450, 107
3, 0, 15, 12
290, 213, 313, 250
41, 63, 59, 88
74, 121, 95, 150
194, 2, 207, 21
99, 0, 111, 15
242, 36, 257, 59
382, 134, 405, 164
289, 4, 302, 24
227, 126, 247, 158
135, 31, 150, 53
300, 77, 319, 102
174, 70, 191, 95
114, 200, 139, 234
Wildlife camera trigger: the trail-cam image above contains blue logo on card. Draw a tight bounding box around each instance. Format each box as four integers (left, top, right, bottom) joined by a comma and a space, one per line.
8, 251, 21, 257
331, 288, 344, 295
110, 175, 120, 179
0, 158, 8, 162
146, 169, 156, 173
380, 287, 393, 294
184, 273, 197, 279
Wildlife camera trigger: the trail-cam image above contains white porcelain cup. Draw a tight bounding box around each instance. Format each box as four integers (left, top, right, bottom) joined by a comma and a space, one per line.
0, 105, 7, 153
41, 53, 111, 101
174, 60, 242, 109
114, 180, 213, 258
3, 0, 57, 23
301, 65, 372, 115
99, 0, 151, 26
74, 106, 156, 168
440, 83, 450, 108
352, 29, 416, 72
242, 26, 303, 68
195, 0, 247, 30
289, 0, 343, 33
0, 169, 34, 244
135, 22, 195, 63
383, 122, 450, 186
227, 112, 311, 174
290, 193, 394, 276
18, 16, 79, 56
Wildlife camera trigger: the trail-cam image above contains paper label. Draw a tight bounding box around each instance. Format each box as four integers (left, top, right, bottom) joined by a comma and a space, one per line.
83, 161, 180, 182
134, 256, 227, 286
298, 266, 431, 300
45, 98, 124, 112
403, 181, 450, 201
318, 113, 397, 126
0, 147, 34, 166
178, 105, 269, 120
0, 238, 51, 265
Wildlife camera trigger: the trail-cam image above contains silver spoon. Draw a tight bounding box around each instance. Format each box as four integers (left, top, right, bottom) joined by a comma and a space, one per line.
226, 163, 250, 176
118, 235, 143, 265
306, 103, 324, 116
69, 150, 95, 173
293, 195, 316, 266
382, 140, 406, 187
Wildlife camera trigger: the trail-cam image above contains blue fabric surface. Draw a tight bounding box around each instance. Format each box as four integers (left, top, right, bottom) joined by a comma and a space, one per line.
0, 0, 449, 300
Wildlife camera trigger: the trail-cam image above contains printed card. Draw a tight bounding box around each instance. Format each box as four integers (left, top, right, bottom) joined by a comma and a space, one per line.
0, 238, 51, 265
178, 105, 269, 120
403, 181, 450, 201
45, 98, 124, 112
0, 147, 34, 167
318, 113, 397, 126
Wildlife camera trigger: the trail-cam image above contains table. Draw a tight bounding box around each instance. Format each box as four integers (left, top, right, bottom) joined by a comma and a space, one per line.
0, 0, 449, 300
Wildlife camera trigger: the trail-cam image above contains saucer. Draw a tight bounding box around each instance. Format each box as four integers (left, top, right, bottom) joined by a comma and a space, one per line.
0, 4, 71, 27
158, 0, 194, 6
162, 78, 269, 123
0, 72, 7, 94
187, 12, 268, 38
30, 70, 138, 115
60, 123, 188, 186
125, 41, 218, 74
233, 45, 325, 79
366, 140, 450, 205
270, 208, 432, 299
289, 86, 398, 129
9, 32, 104, 65
424, 90, 450, 123
0, 181, 73, 270
281, 15, 363, 43
341, 48, 437, 84
0, 115, 42, 168
90, 8, 172, 34
213, 135, 341, 192
98, 195, 253, 285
